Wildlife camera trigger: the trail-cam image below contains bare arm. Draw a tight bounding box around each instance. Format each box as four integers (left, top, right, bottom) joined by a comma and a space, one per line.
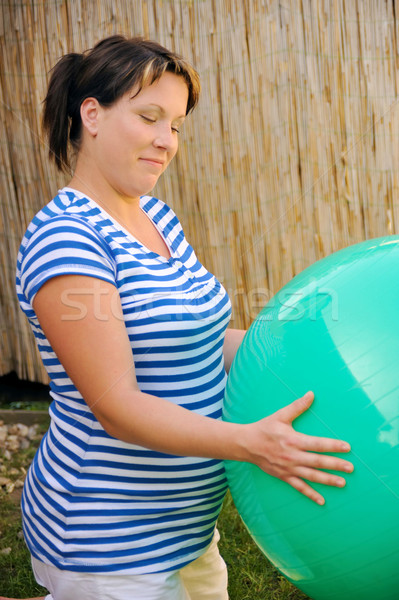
223, 328, 246, 373
33, 275, 353, 505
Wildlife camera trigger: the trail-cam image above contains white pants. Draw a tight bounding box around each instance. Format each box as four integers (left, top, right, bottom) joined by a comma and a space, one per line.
32, 530, 228, 600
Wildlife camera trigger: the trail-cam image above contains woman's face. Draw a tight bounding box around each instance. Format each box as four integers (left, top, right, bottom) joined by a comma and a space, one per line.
83, 71, 189, 202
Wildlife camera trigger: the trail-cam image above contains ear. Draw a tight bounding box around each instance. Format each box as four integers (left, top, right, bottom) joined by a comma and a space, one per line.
80, 97, 101, 136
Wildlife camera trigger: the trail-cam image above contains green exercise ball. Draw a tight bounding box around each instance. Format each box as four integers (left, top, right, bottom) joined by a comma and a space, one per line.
223, 236, 399, 600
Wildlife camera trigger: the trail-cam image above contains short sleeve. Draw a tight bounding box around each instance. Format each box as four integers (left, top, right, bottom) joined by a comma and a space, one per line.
17, 215, 117, 308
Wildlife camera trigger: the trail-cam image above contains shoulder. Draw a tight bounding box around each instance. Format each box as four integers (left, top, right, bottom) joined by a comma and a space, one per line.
19, 190, 111, 261
29, 213, 106, 243
18, 214, 111, 276
16, 193, 116, 299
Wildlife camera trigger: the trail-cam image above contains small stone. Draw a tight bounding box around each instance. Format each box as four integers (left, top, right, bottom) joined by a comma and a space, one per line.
17, 530, 24, 539
14, 479, 24, 489
19, 438, 31, 450
3, 449, 11, 460
5, 481, 15, 494
15, 423, 29, 437
0, 547, 12, 555
0, 476, 12, 486
9, 468, 20, 477
6, 442, 20, 452
6, 436, 20, 452
27, 425, 39, 440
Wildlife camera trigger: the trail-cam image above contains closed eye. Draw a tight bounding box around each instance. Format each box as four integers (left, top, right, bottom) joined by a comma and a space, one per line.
140, 115, 156, 123
140, 114, 180, 134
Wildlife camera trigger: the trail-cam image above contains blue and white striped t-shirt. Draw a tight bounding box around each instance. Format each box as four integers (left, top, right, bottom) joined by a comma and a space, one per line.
16, 187, 232, 574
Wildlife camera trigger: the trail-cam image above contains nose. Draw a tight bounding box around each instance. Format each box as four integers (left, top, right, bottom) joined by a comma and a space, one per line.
153, 123, 177, 153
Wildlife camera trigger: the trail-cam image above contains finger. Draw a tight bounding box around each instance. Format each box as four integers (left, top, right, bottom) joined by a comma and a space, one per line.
293, 466, 348, 488
276, 391, 314, 423
285, 476, 326, 505
287, 443, 354, 472
302, 452, 354, 474
294, 432, 352, 455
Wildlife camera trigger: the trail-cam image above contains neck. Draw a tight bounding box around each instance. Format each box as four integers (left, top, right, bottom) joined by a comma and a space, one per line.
67, 158, 142, 227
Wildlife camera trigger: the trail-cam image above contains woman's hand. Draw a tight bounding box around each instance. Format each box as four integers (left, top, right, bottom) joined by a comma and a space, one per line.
239, 392, 353, 505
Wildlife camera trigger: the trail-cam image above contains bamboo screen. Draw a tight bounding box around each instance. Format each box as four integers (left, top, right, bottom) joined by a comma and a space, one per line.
1, 0, 398, 383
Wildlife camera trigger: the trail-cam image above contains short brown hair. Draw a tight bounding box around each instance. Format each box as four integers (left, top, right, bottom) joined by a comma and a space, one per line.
42, 35, 201, 172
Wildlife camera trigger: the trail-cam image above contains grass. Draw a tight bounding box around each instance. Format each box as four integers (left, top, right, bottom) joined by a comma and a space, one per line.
0, 426, 309, 600
0, 424, 48, 598
218, 493, 309, 600
0, 495, 48, 597
6, 401, 52, 411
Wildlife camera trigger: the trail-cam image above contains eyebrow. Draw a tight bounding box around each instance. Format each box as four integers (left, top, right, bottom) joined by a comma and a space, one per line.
138, 103, 186, 120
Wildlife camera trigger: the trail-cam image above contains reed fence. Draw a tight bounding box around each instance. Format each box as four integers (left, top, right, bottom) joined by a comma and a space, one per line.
1, 0, 398, 382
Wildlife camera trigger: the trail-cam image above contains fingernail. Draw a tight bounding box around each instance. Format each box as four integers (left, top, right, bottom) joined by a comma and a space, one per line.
317, 497, 325, 505
345, 464, 354, 472
337, 478, 346, 487
341, 443, 351, 451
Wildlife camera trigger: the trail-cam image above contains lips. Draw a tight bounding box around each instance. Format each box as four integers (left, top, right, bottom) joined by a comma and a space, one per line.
140, 157, 165, 167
